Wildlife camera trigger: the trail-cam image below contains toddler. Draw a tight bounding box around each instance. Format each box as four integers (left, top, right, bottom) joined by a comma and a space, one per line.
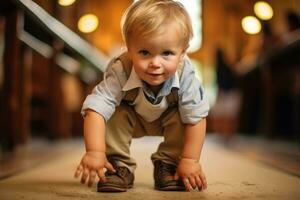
74, 0, 209, 192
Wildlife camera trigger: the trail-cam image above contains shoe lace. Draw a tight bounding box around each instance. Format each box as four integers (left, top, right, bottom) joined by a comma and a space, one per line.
157, 162, 175, 178
107, 158, 131, 179
116, 166, 129, 177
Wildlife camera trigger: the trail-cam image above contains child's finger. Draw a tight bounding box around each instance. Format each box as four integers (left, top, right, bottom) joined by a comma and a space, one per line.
188, 177, 197, 189
195, 175, 203, 191
199, 173, 207, 189
88, 170, 96, 187
74, 164, 83, 178
183, 178, 192, 191
105, 161, 116, 172
81, 168, 89, 184
97, 169, 107, 183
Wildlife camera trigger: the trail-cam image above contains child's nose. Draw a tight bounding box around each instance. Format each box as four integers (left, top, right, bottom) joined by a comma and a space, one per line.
149, 56, 161, 68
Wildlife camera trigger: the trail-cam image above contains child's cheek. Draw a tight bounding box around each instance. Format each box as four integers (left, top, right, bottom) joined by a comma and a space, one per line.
169, 64, 179, 75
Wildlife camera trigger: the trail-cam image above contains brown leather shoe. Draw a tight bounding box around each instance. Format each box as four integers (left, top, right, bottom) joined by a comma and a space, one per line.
97, 160, 134, 192
153, 160, 185, 191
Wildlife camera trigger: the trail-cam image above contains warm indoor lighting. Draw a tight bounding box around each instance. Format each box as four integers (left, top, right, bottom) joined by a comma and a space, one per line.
254, 1, 273, 20
78, 14, 99, 33
241, 16, 261, 35
58, 0, 76, 7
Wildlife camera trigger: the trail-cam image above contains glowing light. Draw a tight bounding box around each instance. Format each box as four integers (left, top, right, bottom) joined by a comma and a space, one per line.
58, 0, 76, 7
241, 16, 261, 35
78, 14, 99, 33
254, 1, 273, 20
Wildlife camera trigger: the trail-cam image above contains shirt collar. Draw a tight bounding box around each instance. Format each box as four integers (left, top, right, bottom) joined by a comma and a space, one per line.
122, 67, 143, 91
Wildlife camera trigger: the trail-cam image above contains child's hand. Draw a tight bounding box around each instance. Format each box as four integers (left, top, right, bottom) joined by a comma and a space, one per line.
74, 151, 115, 187
175, 158, 207, 191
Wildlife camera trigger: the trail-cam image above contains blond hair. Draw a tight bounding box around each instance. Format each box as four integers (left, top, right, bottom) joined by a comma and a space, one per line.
121, 0, 193, 46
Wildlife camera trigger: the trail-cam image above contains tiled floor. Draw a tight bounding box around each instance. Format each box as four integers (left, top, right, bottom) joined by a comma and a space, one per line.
0, 135, 299, 200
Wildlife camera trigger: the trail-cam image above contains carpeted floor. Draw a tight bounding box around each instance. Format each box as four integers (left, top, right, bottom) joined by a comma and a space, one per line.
0, 136, 299, 200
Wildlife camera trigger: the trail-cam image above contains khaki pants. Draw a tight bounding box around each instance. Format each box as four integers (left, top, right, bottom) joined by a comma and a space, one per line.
105, 103, 185, 172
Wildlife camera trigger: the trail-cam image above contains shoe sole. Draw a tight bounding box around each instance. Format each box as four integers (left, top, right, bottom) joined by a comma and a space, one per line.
98, 184, 133, 192
155, 185, 186, 191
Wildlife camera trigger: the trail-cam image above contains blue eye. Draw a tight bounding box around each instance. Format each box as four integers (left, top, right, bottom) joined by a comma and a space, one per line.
139, 50, 150, 56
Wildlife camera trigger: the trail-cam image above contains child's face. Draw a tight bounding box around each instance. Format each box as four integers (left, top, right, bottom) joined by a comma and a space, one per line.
127, 24, 187, 92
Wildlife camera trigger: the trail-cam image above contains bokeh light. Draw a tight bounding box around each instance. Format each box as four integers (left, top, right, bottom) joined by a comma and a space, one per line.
78, 14, 99, 33
58, 0, 76, 7
254, 1, 273, 20
241, 16, 262, 35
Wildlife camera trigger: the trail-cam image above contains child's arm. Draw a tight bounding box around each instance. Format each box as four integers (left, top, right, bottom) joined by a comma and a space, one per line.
74, 110, 115, 187
175, 118, 207, 191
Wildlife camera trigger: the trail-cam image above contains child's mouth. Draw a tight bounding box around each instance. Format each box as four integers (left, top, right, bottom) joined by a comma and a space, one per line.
148, 73, 163, 77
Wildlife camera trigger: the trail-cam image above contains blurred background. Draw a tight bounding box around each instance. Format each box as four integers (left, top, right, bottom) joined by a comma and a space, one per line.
0, 0, 299, 177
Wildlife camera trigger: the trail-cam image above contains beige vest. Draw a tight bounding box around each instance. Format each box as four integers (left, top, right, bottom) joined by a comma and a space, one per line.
133, 89, 168, 122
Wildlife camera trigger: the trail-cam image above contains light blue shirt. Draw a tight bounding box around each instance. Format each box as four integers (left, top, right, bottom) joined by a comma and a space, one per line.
82, 54, 209, 124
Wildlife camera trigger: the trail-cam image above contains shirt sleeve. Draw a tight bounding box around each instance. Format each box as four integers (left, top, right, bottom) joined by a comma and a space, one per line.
178, 58, 210, 124
81, 60, 126, 121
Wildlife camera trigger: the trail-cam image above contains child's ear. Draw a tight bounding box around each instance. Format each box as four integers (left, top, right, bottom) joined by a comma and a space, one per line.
180, 44, 189, 60
126, 47, 133, 59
